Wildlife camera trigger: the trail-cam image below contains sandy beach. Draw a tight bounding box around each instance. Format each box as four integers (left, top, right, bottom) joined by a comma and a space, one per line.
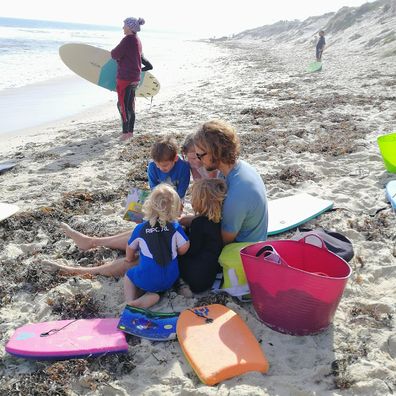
1, 3, 396, 395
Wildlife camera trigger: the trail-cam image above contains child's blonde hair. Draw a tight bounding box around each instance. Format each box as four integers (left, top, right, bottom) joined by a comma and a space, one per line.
142, 183, 181, 227
191, 179, 227, 223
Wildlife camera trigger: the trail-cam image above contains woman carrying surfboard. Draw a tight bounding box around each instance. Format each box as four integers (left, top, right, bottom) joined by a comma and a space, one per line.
111, 17, 152, 140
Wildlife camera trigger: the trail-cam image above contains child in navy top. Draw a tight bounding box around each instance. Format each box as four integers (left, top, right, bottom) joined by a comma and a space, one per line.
124, 183, 190, 308
147, 136, 191, 199
178, 178, 226, 294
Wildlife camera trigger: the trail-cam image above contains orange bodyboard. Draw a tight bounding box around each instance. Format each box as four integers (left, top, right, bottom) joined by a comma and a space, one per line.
176, 304, 269, 385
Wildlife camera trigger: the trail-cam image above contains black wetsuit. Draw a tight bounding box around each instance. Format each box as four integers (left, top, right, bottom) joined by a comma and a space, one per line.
116, 55, 153, 134
178, 216, 223, 293
316, 36, 326, 60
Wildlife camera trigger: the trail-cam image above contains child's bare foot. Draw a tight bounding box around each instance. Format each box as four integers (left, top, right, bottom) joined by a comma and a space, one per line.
177, 279, 193, 298
127, 292, 160, 309
61, 222, 95, 251
43, 261, 93, 275
40, 259, 64, 274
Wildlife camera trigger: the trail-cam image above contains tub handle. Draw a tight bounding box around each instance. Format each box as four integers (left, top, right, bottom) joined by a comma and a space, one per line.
255, 245, 288, 266
299, 233, 329, 251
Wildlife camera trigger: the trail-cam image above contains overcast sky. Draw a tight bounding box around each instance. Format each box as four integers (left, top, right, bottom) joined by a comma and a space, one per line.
2, 0, 375, 36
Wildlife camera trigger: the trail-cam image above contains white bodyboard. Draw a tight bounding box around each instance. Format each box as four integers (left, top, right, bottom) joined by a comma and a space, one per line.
268, 193, 333, 235
0, 203, 20, 222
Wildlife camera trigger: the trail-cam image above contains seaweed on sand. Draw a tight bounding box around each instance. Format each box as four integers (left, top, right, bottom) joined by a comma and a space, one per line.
48, 292, 101, 320
0, 260, 69, 308
348, 211, 394, 241
195, 292, 232, 307
0, 207, 67, 245
0, 353, 137, 395
276, 166, 317, 186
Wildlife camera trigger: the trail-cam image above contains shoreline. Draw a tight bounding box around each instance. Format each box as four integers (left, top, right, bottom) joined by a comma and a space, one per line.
0, 75, 115, 137
0, 100, 117, 156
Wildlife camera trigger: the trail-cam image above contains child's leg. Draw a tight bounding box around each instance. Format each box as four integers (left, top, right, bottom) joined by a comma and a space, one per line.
124, 276, 143, 302
61, 222, 131, 251
45, 257, 137, 277
127, 292, 160, 309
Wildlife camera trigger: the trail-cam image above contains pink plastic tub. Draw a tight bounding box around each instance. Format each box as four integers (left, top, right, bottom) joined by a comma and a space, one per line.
240, 234, 352, 335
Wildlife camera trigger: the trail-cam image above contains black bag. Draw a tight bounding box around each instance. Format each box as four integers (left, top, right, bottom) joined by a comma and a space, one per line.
292, 227, 354, 262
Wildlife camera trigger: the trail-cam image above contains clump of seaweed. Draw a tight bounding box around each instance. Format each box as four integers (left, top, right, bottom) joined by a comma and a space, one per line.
276, 166, 317, 186
20, 263, 69, 294
196, 292, 232, 307
331, 335, 373, 390
331, 358, 355, 390
0, 259, 69, 308
119, 134, 159, 162
60, 245, 119, 267
91, 353, 136, 378
302, 132, 359, 156
0, 207, 67, 245
48, 292, 101, 319
350, 303, 393, 329
348, 211, 393, 241
60, 192, 94, 213
0, 354, 136, 395
0, 360, 87, 395
239, 129, 289, 155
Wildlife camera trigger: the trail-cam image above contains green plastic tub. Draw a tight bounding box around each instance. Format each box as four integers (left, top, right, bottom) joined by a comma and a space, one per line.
377, 132, 396, 173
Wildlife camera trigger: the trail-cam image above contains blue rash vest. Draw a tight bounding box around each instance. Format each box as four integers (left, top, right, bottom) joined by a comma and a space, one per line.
221, 160, 268, 242
147, 156, 191, 199
126, 220, 189, 292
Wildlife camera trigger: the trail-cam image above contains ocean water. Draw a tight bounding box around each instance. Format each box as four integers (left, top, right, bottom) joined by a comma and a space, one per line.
0, 17, 219, 134
0, 17, 121, 91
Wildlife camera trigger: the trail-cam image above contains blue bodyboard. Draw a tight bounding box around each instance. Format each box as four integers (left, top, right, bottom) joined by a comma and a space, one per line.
118, 306, 179, 341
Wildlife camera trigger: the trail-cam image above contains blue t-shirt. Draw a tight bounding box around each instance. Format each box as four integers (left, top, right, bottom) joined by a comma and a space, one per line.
147, 156, 190, 199
221, 160, 268, 242
126, 220, 189, 292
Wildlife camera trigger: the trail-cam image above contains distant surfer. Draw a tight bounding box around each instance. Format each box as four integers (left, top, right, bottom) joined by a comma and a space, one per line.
111, 17, 153, 140
316, 30, 326, 62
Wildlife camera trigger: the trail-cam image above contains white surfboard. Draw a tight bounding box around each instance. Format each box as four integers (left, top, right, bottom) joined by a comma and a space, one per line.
0, 203, 19, 222
59, 43, 160, 97
0, 161, 17, 174
386, 180, 396, 211
268, 193, 333, 235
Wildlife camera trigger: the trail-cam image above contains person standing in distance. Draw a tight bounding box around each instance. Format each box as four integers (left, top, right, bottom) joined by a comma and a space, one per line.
316, 30, 326, 62
111, 17, 153, 140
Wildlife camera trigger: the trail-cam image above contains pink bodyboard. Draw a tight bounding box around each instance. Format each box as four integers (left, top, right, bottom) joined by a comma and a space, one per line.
6, 318, 128, 360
